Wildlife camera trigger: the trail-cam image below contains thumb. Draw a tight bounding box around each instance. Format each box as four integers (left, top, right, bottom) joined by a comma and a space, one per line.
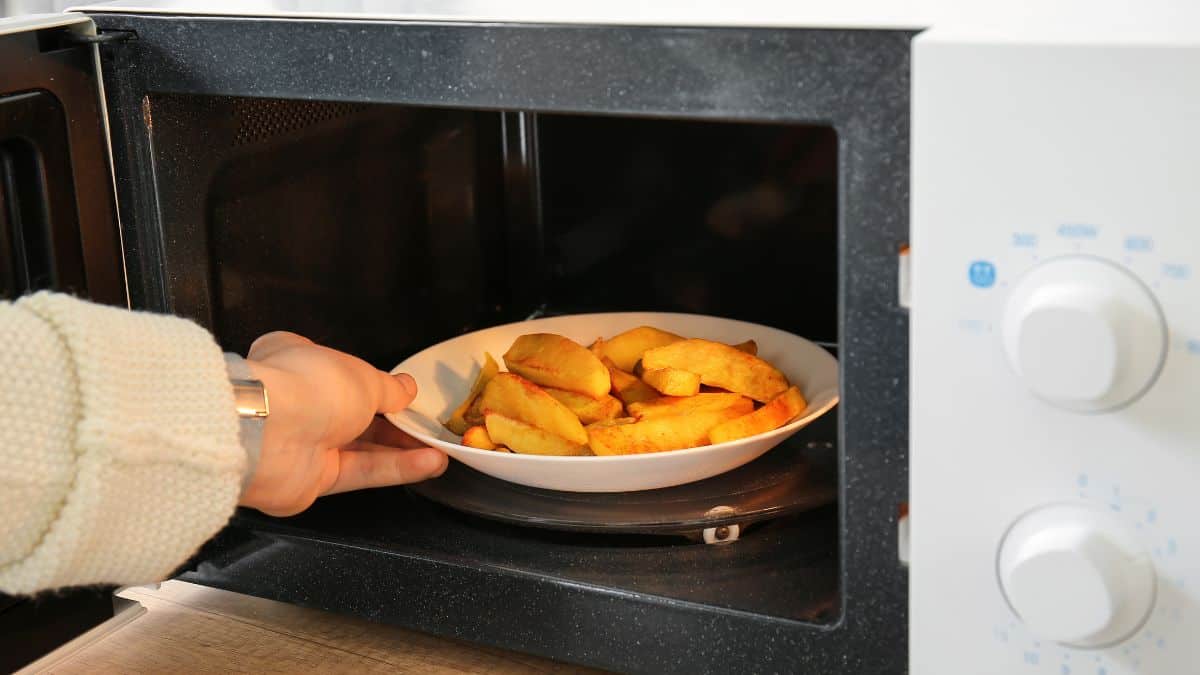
376, 371, 418, 414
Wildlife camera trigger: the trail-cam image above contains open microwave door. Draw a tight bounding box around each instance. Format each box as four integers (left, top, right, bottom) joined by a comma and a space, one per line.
0, 13, 124, 306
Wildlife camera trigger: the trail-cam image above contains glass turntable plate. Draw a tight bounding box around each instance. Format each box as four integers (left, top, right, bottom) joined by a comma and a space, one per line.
407, 417, 837, 535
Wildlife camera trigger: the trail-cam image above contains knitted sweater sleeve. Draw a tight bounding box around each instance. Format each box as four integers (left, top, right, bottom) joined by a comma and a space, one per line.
0, 292, 245, 594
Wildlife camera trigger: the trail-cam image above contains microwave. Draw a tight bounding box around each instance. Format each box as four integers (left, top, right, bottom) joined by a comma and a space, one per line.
1, 4, 1197, 673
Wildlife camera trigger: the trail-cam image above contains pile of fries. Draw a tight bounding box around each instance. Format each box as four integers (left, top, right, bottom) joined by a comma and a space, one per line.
443, 326, 807, 456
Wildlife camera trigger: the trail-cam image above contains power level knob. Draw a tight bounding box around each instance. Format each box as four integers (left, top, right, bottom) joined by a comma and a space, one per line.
1003, 256, 1165, 412
998, 504, 1156, 647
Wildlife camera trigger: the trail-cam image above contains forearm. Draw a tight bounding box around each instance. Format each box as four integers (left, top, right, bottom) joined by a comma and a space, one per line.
0, 293, 245, 595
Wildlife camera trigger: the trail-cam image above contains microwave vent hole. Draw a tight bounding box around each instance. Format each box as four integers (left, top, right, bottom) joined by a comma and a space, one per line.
232, 99, 367, 146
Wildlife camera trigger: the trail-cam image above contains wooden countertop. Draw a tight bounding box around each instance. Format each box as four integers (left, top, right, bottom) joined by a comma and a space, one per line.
21, 580, 602, 673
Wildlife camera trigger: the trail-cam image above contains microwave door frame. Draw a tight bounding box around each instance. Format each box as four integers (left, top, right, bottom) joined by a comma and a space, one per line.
87, 14, 914, 674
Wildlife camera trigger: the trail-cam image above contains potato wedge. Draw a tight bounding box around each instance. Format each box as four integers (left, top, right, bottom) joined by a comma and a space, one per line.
709, 386, 808, 444
591, 326, 683, 372
588, 407, 748, 455
503, 333, 611, 398
642, 338, 789, 403
586, 417, 636, 430
730, 339, 758, 356
642, 367, 701, 397
544, 387, 623, 424
443, 352, 500, 435
479, 373, 588, 444
464, 396, 486, 428
485, 413, 592, 456
462, 425, 497, 450
601, 357, 659, 406
626, 392, 753, 420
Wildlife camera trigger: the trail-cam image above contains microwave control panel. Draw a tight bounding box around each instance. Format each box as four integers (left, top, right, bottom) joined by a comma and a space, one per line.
910, 33, 1200, 675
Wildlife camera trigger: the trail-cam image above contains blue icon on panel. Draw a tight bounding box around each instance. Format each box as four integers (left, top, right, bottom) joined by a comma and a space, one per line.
969, 261, 996, 288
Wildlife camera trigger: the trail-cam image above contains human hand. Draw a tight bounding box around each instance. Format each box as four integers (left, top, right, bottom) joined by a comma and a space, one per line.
238, 332, 447, 516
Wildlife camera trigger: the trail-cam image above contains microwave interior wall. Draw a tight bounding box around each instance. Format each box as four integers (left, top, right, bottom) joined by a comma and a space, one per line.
91, 16, 911, 673
151, 97, 839, 362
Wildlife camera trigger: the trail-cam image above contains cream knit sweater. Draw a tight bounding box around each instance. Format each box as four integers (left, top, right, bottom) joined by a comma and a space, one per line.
0, 292, 245, 595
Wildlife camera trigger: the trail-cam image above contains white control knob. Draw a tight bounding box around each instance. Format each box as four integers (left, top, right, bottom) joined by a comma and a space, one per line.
998, 504, 1156, 647
1003, 256, 1165, 412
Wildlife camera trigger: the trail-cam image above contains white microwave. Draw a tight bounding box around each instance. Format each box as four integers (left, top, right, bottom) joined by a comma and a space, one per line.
1, 3, 1196, 673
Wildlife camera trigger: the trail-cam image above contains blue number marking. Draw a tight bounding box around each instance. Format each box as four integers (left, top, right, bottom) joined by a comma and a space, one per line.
1187, 340, 1200, 355
1125, 236, 1154, 252
959, 319, 990, 334
1013, 233, 1038, 247
1058, 224, 1099, 239
1163, 263, 1191, 280
969, 261, 996, 288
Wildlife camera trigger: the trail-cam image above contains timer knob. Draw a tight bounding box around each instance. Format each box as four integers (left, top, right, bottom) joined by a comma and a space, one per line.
998, 504, 1156, 647
1003, 256, 1165, 412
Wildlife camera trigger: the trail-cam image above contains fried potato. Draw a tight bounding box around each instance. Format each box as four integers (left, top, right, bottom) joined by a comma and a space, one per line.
479, 373, 588, 444
626, 392, 753, 420
462, 425, 497, 450
544, 387, 623, 424
444, 352, 500, 435
464, 396, 486, 428
709, 386, 808, 444
485, 413, 592, 456
601, 357, 659, 406
642, 338, 789, 403
587, 407, 748, 456
641, 367, 701, 397
730, 340, 758, 356
591, 326, 683, 372
586, 417, 636, 430
503, 333, 611, 398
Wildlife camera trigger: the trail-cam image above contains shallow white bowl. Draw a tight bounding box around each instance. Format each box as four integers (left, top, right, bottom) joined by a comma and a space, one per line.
386, 312, 838, 492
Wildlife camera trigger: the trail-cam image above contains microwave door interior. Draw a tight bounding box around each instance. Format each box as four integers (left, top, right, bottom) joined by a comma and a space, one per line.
0, 14, 124, 306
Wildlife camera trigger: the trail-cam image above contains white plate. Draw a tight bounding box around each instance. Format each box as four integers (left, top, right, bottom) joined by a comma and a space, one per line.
386, 312, 838, 492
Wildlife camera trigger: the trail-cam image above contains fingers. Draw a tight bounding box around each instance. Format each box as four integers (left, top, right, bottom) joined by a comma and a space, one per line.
324, 444, 448, 495
358, 416, 426, 448
248, 331, 313, 359
375, 371, 418, 414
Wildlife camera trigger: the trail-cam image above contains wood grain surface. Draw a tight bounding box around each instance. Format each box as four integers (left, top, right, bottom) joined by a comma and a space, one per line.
26, 581, 601, 674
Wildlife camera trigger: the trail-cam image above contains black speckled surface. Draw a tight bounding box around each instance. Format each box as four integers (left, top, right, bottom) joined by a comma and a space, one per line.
93, 16, 913, 673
